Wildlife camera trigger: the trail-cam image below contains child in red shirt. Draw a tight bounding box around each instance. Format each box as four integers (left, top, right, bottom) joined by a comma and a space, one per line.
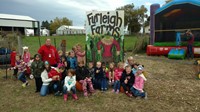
10, 48, 17, 78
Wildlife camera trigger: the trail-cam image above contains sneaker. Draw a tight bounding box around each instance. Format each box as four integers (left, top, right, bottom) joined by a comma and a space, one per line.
22, 83, 26, 88
112, 89, 115, 93
125, 92, 132, 97
25, 82, 29, 86
116, 89, 119, 94
72, 94, 78, 100
54, 91, 61, 96
144, 92, 148, 100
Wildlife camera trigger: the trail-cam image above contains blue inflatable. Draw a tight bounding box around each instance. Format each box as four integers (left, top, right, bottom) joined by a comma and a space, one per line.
168, 48, 186, 59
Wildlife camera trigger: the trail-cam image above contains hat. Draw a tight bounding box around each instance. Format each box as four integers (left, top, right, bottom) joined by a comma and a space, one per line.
22, 46, 28, 50
44, 61, 49, 65
138, 65, 144, 71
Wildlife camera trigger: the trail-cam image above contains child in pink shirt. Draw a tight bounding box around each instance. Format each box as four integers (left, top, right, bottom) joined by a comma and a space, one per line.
130, 65, 147, 99
112, 62, 124, 93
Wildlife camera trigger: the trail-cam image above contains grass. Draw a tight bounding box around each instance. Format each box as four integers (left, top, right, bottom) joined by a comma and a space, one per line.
21, 35, 138, 57
0, 56, 199, 112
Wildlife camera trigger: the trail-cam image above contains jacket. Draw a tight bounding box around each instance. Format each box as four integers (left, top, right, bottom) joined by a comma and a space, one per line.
76, 66, 89, 81
10, 51, 16, 67
38, 45, 59, 66
41, 69, 52, 85
94, 67, 104, 80
133, 73, 147, 92
31, 60, 44, 78
120, 70, 135, 85
64, 76, 76, 91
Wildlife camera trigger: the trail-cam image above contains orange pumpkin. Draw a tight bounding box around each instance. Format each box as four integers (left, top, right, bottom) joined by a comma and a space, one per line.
76, 81, 83, 91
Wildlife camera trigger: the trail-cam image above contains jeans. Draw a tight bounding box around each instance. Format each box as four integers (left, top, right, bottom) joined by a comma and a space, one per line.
101, 78, 107, 90
113, 80, 120, 91
63, 86, 76, 94
121, 82, 132, 92
18, 72, 26, 83
40, 85, 49, 96
187, 44, 194, 59
130, 87, 145, 97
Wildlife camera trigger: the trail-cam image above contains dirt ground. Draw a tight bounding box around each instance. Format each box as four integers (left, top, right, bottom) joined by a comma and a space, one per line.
0, 55, 200, 112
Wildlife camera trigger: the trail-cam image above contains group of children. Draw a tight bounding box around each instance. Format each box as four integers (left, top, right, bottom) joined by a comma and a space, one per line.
8, 44, 148, 102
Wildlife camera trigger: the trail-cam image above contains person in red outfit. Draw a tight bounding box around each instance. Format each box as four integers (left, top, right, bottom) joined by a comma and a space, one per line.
97, 35, 120, 64
38, 39, 59, 67
10, 48, 18, 78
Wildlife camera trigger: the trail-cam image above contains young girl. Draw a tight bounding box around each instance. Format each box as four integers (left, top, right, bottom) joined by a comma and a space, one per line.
31, 54, 44, 92
76, 44, 86, 65
58, 55, 68, 69
76, 61, 95, 97
8, 54, 29, 87
22, 46, 31, 63
130, 66, 147, 99
10, 48, 17, 78
108, 62, 115, 85
63, 69, 78, 101
112, 62, 124, 93
22, 46, 31, 77
67, 50, 77, 70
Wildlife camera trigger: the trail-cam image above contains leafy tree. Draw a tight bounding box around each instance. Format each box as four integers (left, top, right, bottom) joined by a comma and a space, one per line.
49, 17, 72, 34
41, 20, 50, 29
117, 4, 148, 34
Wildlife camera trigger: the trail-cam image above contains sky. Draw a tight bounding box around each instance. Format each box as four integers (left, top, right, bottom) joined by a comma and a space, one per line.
0, 0, 165, 26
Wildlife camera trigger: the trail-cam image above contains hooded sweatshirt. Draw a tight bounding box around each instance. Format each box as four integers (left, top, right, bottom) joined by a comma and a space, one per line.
31, 54, 44, 78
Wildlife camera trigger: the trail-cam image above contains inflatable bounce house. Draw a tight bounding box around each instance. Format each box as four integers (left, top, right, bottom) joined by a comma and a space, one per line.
147, 0, 200, 59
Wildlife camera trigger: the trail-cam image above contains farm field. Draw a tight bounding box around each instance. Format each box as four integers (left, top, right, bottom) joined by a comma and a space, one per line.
0, 54, 199, 112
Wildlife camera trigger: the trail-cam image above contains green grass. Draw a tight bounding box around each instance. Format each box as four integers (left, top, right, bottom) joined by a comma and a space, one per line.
22, 35, 138, 57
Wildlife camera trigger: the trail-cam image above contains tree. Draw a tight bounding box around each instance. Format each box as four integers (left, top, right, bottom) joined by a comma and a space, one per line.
41, 20, 50, 29
49, 17, 72, 34
117, 3, 148, 34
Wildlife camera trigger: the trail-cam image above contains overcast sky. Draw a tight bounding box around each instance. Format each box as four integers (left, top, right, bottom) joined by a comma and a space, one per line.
0, 0, 165, 26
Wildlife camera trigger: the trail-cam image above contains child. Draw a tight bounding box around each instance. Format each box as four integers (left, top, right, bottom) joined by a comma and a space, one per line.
94, 61, 107, 91
67, 50, 77, 70
88, 62, 95, 83
76, 44, 86, 65
108, 62, 115, 85
130, 65, 147, 99
58, 50, 64, 59
112, 62, 124, 93
132, 63, 139, 75
63, 69, 78, 101
22, 46, 31, 63
31, 54, 44, 92
8, 54, 29, 87
10, 48, 18, 78
76, 61, 94, 97
22, 46, 31, 77
120, 65, 135, 97
124, 56, 134, 68
58, 55, 68, 69
48, 66, 65, 96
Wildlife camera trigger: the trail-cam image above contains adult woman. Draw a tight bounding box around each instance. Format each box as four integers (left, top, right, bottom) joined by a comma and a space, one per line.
40, 61, 57, 96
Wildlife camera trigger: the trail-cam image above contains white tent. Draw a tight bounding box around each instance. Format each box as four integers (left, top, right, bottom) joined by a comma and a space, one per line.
40, 28, 50, 36
56, 25, 85, 35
